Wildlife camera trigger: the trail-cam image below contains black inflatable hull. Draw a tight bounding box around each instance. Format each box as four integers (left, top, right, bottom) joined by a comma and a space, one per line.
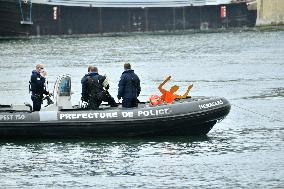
0, 97, 231, 138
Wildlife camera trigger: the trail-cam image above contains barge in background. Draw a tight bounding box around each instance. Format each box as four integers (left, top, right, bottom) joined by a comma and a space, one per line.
0, 0, 257, 37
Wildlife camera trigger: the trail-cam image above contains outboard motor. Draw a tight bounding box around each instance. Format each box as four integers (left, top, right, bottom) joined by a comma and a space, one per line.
52, 75, 73, 110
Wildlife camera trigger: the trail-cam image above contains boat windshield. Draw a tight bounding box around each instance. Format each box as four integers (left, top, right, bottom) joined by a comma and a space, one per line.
59, 77, 71, 96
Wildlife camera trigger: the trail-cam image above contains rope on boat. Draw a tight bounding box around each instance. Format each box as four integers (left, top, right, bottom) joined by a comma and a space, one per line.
232, 103, 284, 123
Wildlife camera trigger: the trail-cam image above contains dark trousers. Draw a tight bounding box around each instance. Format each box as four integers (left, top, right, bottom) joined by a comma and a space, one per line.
89, 92, 117, 109
31, 95, 43, 111
122, 98, 138, 108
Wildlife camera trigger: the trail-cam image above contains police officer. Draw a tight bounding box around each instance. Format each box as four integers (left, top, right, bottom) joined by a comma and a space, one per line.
81, 66, 117, 109
30, 64, 52, 111
118, 63, 141, 108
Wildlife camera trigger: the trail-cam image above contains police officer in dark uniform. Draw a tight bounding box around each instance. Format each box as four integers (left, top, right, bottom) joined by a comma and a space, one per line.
81, 66, 117, 109
30, 64, 52, 111
118, 63, 141, 108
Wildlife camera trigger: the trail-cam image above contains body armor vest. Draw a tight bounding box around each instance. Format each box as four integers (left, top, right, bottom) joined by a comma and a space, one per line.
86, 75, 105, 100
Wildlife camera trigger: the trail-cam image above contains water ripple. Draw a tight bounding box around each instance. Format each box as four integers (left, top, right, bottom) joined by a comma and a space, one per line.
1, 31, 284, 188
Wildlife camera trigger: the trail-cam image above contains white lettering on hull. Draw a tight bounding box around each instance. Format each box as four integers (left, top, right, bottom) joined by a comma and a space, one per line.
60, 112, 119, 120
137, 108, 170, 117
199, 100, 223, 109
59, 108, 171, 120
0, 114, 25, 121
122, 112, 134, 118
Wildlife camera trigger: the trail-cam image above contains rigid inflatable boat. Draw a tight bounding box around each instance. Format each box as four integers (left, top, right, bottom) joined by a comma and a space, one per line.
0, 75, 231, 138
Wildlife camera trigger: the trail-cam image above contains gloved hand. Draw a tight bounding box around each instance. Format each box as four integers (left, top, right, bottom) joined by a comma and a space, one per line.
81, 96, 87, 102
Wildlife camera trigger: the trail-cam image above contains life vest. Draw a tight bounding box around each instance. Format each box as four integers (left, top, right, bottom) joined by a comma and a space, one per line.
160, 91, 177, 103
29, 71, 47, 95
86, 75, 105, 100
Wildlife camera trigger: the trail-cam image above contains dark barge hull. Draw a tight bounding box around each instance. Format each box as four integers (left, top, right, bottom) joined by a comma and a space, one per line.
0, 97, 231, 138
0, 1, 256, 37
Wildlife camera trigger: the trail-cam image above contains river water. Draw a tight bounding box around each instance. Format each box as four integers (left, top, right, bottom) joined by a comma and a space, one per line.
0, 31, 284, 188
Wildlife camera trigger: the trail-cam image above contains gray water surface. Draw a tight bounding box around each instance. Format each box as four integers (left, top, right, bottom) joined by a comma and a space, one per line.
0, 31, 284, 188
